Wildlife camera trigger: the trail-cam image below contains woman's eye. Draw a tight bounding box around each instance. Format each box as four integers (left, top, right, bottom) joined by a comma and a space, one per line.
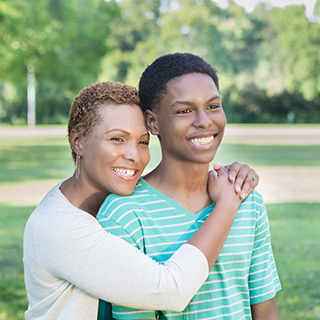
111, 137, 124, 142
139, 140, 149, 146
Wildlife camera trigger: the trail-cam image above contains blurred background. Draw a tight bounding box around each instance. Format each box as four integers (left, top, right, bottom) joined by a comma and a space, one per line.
0, 0, 320, 319
0, 0, 320, 125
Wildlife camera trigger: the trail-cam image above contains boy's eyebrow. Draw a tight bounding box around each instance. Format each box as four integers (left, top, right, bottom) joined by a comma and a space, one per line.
208, 95, 221, 103
170, 95, 221, 108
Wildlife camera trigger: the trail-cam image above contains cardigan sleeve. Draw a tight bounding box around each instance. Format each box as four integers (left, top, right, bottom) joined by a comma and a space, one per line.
30, 208, 208, 312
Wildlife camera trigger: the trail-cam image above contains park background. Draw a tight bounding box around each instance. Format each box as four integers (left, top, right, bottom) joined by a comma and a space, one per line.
0, 0, 320, 319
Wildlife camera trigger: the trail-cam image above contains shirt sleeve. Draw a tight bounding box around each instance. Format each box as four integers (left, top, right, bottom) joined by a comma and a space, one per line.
248, 200, 282, 305
32, 208, 209, 312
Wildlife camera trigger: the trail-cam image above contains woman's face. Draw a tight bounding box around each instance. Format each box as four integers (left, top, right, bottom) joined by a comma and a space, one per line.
79, 104, 150, 196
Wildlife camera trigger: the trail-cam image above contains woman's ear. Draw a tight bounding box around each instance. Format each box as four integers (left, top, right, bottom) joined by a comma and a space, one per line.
70, 129, 85, 156
145, 109, 159, 135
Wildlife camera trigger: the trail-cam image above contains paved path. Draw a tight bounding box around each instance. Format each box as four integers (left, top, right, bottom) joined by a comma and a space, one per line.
1, 167, 319, 204
224, 126, 320, 145
0, 126, 319, 204
1, 126, 320, 144
0, 127, 67, 139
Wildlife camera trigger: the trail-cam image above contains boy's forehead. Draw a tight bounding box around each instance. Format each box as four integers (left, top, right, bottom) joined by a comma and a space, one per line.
165, 73, 218, 96
166, 73, 191, 88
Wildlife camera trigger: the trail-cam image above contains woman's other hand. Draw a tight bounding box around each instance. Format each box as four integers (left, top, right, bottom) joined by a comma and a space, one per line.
213, 162, 259, 200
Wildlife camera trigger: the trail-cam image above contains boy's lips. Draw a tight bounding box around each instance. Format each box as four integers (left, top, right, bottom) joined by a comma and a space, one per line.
112, 167, 138, 180
188, 134, 216, 146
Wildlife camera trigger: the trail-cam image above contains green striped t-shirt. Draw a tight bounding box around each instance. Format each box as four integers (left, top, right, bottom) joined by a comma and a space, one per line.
97, 178, 281, 319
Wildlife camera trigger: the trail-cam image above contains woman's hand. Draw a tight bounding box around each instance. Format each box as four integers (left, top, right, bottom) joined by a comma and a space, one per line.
207, 166, 242, 209
213, 162, 259, 200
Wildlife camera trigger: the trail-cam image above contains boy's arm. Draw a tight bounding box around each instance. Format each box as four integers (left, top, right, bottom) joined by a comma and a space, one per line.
251, 298, 280, 320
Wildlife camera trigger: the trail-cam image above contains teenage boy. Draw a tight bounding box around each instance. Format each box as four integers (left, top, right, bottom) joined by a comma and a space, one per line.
97, 53, 281, 319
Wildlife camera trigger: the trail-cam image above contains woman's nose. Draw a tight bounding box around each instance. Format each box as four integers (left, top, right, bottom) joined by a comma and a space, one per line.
123, 143, 140, 163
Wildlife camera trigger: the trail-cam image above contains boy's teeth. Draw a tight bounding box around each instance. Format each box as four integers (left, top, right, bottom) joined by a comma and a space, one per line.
113, 168, 135, 177
189, 135, 214, 146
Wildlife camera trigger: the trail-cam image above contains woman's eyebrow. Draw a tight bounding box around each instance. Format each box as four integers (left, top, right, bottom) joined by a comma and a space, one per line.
105, 128, 130, 135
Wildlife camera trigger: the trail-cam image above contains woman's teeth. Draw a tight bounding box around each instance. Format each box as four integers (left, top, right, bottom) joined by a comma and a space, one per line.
113, 168, 135, 177
189, 135, 214, 146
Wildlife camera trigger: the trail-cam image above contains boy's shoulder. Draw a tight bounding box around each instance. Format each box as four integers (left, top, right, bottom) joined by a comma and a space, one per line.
98, 179, 160, 219
240, 189, 265, 210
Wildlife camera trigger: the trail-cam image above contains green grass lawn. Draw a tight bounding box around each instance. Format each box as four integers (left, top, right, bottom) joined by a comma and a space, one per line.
0, 204, 33, 320
268, 203, 320, 319
215, 143, 320, 167
0, 129, 320, 319
0, 201, 319, 319
0, 137, 73, 186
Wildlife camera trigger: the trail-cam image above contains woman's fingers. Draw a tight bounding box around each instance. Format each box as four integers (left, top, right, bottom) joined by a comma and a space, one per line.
215, 162, 260, 199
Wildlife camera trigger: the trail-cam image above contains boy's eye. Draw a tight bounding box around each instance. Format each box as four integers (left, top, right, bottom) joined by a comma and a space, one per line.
208, 104, 220, 110
177, 109, 191, 114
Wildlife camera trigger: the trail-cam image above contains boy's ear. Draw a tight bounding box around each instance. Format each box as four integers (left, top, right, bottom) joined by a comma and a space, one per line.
145, 109, 159, 135
69, 129, 85, 156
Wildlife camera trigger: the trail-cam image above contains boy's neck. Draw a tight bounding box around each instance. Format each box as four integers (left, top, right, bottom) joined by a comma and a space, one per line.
144, 159, 212, 214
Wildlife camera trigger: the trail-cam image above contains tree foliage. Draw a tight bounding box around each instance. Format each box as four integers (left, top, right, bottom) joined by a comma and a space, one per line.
0, 0, 319, 124
0, 0, 119, 123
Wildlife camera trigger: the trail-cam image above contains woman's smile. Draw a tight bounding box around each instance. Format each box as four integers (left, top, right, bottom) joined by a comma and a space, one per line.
112, 167, 138, 180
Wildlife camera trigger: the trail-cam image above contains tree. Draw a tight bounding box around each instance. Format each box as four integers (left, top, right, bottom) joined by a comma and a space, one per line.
0, 0, 119, 123
255, 4, 320, 101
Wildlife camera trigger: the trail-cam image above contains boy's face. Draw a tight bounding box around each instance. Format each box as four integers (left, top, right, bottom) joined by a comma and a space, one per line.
147, 72, 226, 165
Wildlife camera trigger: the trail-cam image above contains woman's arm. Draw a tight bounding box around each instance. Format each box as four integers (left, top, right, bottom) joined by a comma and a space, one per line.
78, 163, 256, 309
31, 210, 208, 312
187, 166, 242, 269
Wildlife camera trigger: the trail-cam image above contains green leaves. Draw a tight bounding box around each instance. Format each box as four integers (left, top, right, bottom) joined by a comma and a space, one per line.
0, 0, 119, 123
1, 0, 320, 124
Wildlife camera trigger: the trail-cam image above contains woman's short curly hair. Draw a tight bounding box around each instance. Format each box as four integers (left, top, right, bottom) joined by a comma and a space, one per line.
68, 81, 140, 162
138, 52, 219, 113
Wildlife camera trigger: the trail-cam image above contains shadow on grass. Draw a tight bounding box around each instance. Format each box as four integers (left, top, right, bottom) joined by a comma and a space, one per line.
0, 138, 74, 185
0, 203, 36, 320
267, 202, 320, 320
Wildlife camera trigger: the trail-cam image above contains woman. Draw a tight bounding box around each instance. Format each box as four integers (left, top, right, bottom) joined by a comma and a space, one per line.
23, 81, 259, 319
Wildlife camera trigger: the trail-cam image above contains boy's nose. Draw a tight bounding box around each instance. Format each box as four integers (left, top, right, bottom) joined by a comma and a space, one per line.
193, 110, 212, 129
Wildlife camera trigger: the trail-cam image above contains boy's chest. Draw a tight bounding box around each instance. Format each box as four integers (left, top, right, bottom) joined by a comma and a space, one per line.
138, 208, 256, 265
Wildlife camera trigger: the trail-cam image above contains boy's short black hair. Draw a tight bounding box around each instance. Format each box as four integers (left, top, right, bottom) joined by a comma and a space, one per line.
138, 52, 219, 112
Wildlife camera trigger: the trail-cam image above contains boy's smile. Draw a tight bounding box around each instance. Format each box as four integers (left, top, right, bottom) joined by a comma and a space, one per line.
148, 72, 226, 165
188, 134, 216, 146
